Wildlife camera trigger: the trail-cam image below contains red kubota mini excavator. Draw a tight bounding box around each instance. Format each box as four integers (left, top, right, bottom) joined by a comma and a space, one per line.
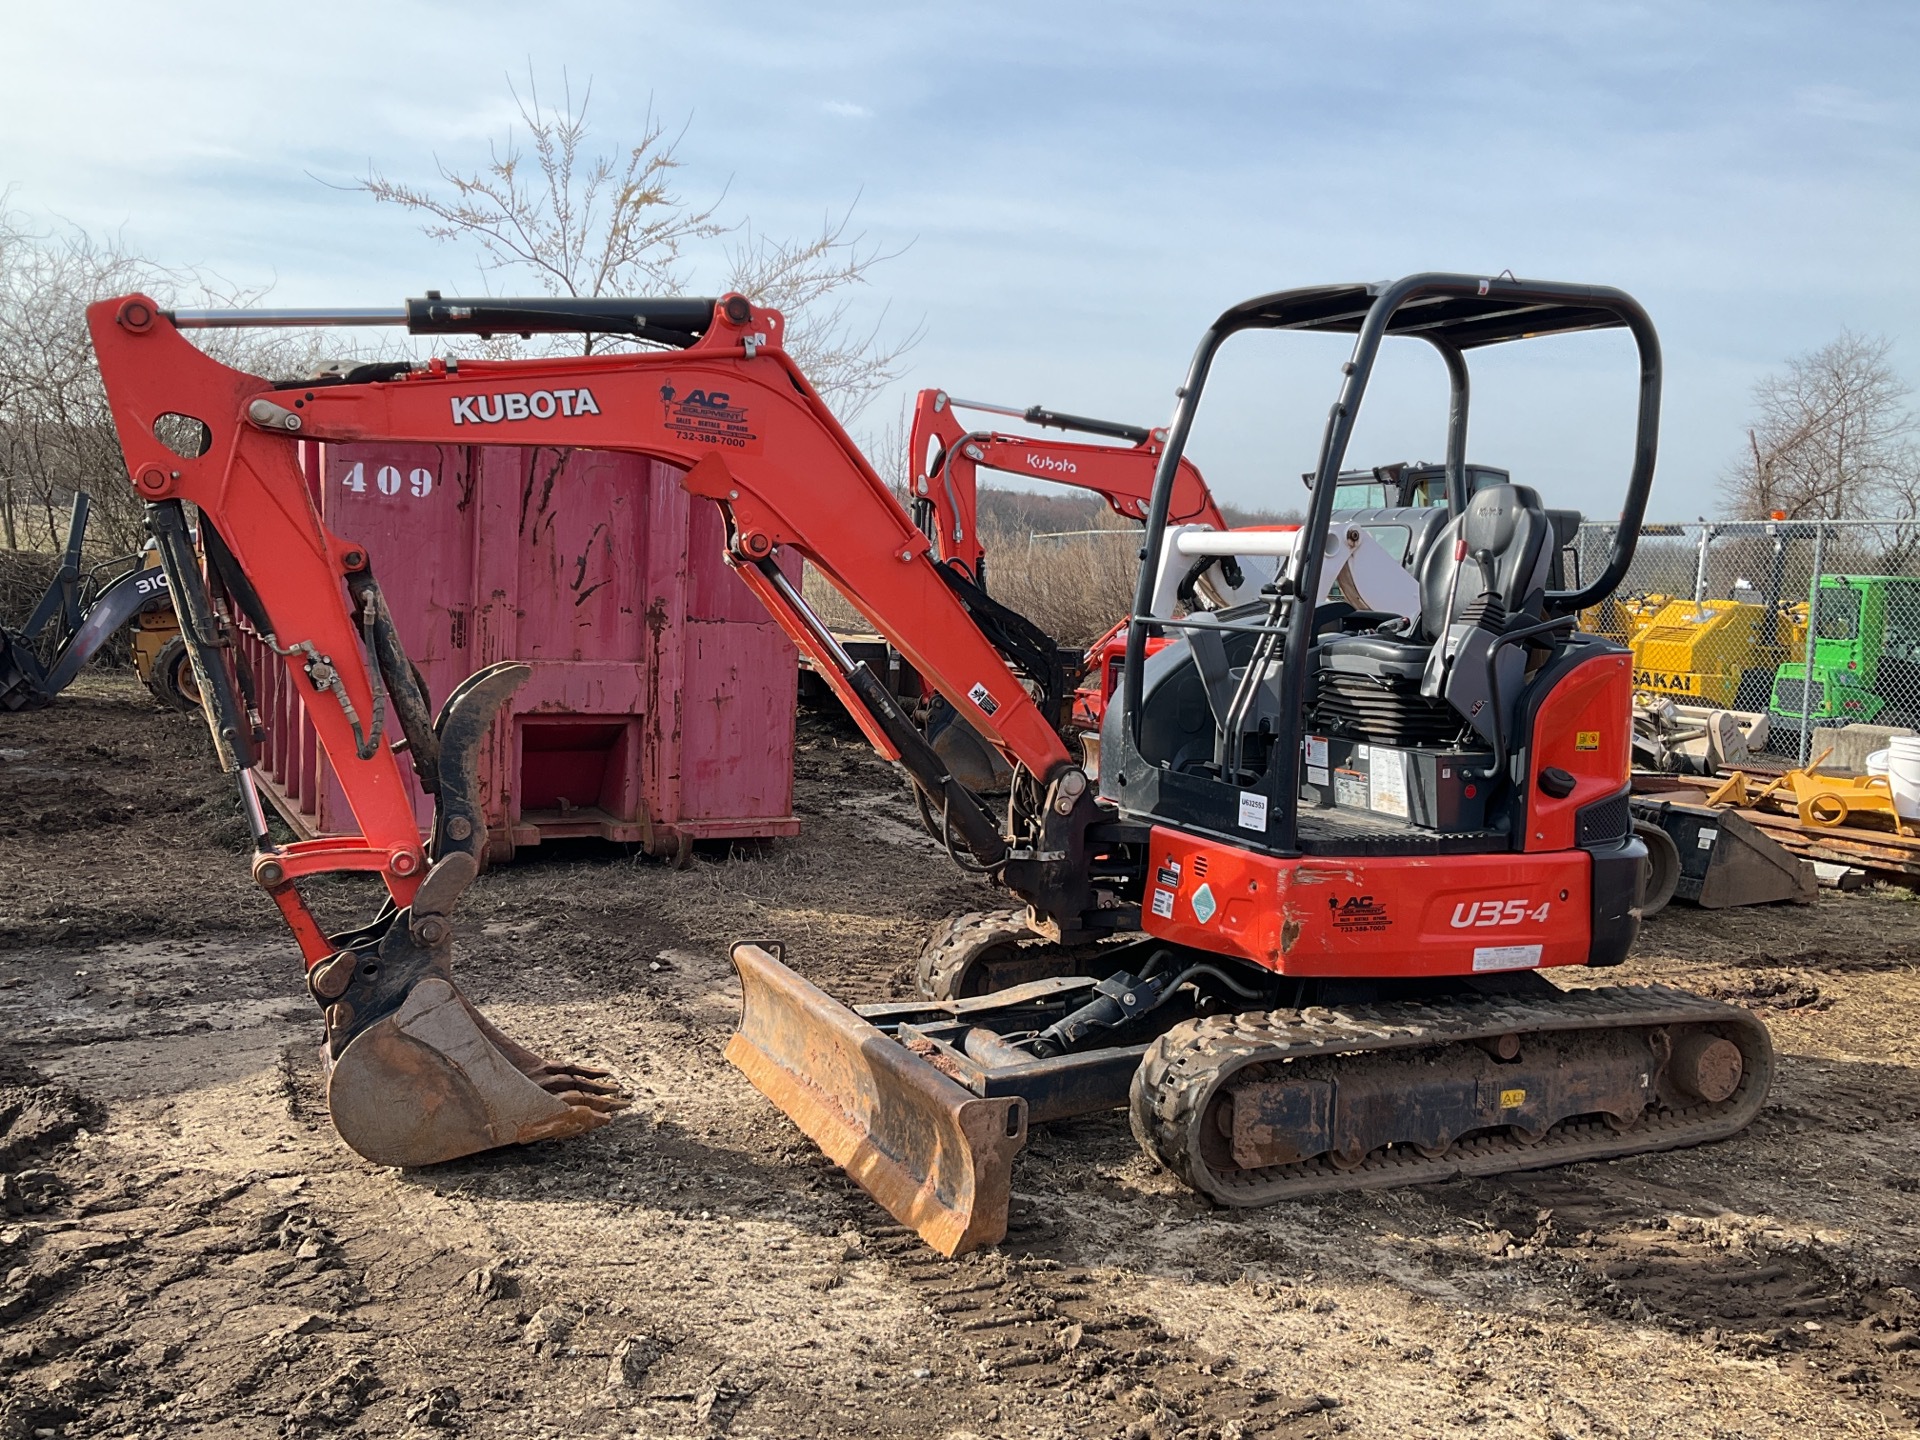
905, 386, 1224, 583
900, 386, 1226, 786
88, 276, 1771, 1259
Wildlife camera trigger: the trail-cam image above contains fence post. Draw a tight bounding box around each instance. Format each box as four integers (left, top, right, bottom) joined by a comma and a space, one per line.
1800, 524, 1827, 767
1692, 523, 1712, 606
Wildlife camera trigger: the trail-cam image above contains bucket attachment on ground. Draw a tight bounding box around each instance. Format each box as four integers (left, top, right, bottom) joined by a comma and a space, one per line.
327, 975, 626, 1166
1629, 796, 1816, 911
725, 943, 1027, 1257
315, 659, 627, 1168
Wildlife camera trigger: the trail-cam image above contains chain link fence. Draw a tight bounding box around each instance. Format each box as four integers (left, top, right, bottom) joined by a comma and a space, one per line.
1571, 519, 1920, 766
976, 516, 1920, 771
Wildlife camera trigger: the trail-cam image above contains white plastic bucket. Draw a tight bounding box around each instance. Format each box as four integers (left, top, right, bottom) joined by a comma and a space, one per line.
1866, 748, 1891, 777
1888, 736, 1920, 819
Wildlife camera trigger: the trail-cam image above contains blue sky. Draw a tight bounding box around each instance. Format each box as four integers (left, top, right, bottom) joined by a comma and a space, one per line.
5, 1, 1917, 520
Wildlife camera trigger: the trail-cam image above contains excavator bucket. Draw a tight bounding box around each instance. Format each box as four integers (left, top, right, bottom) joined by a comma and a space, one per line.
725, 943, 1027, 1257
317, 660, 628, 1168
1630, 796, 1817, 909
326, 979, 627, 1167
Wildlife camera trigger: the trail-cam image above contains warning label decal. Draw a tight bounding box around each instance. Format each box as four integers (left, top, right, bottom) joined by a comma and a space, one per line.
1472, 943, 1543, 973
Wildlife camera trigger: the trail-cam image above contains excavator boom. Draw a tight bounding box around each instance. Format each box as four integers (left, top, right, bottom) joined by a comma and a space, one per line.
907, 388, 1223, 581
87, 291, 1101, 1186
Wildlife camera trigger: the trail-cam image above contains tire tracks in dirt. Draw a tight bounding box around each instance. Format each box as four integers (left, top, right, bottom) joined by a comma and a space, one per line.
864, 1203, 1341, 1439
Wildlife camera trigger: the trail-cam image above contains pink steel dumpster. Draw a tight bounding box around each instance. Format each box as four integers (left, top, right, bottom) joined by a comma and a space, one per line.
241, 442, 800, 863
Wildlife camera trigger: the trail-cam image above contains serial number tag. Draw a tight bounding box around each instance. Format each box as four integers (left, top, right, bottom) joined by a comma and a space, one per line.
1472, 943, 1543, 972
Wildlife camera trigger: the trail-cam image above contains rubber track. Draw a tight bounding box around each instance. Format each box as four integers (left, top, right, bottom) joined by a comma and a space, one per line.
917, 909, 1137, 1000
916, 909, 1037, 999
1131, 984, 1775, 1206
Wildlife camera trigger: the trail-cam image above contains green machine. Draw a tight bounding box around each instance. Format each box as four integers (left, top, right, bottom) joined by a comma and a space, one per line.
1769, 574, 1920, 727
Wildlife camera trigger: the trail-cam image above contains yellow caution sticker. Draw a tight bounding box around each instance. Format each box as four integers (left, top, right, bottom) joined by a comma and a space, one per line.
1575, 731, 1600, 751
1499, 1088, 1527, 1110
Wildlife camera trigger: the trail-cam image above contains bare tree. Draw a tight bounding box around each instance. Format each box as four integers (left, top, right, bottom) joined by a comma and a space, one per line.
1720, 330, 1920, 519
0, 210, 166, 554
355, 71, 914, 419
724, 212, 918, 423
0, 204, 359, 558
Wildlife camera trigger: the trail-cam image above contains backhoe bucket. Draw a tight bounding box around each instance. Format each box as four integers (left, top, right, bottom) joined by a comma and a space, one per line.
326, 978, 624, 1168
319, 661, 626, 1168
1630, 797, 1817, 909
725, 943, 1027, 1257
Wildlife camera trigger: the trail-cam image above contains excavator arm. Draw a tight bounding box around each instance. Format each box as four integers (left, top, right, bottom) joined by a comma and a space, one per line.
86, 291, 1107, 1174
906, 388, 1223, 581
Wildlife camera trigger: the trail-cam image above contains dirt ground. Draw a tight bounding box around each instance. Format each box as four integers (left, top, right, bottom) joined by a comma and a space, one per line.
3, 673, 1919, 1439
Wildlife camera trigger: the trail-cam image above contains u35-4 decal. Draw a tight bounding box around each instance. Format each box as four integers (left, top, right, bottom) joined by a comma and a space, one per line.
1450, 898, 1551, 928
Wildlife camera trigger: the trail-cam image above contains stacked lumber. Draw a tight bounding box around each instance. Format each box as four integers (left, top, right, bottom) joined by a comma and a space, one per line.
1633, 772, 1920, 885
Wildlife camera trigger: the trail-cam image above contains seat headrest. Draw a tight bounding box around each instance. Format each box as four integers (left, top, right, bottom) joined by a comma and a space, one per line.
1416, 482, 1551, 639
1460, 484, 1546, 556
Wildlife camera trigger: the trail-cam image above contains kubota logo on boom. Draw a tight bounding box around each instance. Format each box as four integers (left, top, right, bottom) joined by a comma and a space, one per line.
1024, 453, 1077, 476
449, 388, 601, 425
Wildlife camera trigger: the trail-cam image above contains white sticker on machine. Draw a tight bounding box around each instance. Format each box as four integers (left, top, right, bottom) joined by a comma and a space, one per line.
1238, 790, 1269, 831
1150, 887, 1175, 919
1304, 735, 1329, 768
1697, 828, 1718, 850
1369, 749, 1410, 818
1472, 943, 1544, 972
966, 681, 999, 716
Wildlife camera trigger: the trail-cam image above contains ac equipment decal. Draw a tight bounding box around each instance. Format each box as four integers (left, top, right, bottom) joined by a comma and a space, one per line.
1328, 894, 1391, 933
659, 383, 762, 453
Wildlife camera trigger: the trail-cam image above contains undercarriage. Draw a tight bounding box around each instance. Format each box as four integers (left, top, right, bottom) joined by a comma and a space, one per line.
730, 925, 1773, 1254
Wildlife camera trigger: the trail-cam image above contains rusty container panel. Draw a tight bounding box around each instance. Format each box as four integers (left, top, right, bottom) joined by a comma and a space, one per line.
250, 442, 800, 858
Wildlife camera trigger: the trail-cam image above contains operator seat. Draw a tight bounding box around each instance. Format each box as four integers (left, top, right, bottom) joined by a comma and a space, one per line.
1317, 484, 1552, 744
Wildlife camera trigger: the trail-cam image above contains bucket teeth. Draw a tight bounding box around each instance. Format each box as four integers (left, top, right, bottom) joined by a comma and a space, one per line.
325, 977, 627, 1168
450, 990, 630, 1110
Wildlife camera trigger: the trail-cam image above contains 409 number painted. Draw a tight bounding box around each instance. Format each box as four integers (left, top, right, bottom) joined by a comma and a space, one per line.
341, 462, 434, 499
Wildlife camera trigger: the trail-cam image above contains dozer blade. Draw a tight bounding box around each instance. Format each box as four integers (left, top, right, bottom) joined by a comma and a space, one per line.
327, 978, 625, 1168
725, 943, 1026, 1257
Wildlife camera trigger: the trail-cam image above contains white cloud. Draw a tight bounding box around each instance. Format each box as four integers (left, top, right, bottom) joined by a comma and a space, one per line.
1793, 83, 1897, 126
2, 2, 1917, 516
